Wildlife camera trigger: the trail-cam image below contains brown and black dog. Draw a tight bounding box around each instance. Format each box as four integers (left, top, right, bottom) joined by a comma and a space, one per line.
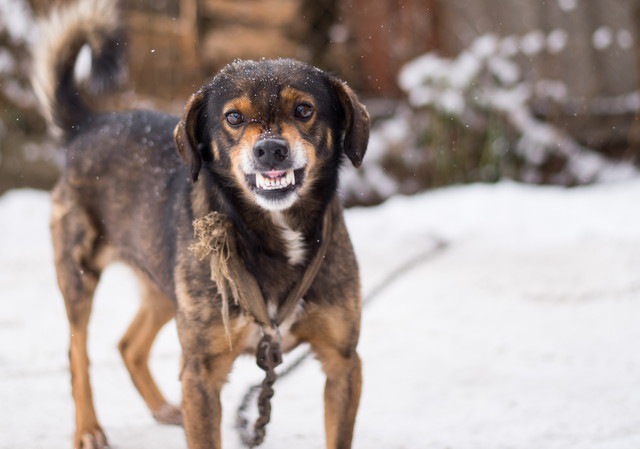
32, 0, 369, 448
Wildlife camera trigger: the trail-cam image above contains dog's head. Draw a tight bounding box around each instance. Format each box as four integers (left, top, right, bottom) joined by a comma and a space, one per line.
174, 59, 369, 211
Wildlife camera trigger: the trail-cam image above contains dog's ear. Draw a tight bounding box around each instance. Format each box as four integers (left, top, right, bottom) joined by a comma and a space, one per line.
330, 77, 370, 167
174, 90, 206, 182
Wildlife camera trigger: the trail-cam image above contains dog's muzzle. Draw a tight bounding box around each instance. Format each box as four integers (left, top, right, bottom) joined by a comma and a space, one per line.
246, 138, 306, 210
252, 139, 296, 190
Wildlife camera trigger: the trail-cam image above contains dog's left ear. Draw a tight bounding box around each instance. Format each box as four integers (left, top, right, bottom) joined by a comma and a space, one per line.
174, 90, 206, 182
330, 77, 370, 167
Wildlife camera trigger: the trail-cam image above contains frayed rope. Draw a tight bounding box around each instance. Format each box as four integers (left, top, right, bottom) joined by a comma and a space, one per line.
189, 212, 237, 348
189, 212, 272, 349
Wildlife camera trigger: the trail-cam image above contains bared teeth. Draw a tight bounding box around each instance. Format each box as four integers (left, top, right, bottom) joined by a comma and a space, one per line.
255, 169, 295, 190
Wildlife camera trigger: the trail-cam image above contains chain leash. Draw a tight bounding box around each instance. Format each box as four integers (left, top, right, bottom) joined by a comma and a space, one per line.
236, 331, 283, 448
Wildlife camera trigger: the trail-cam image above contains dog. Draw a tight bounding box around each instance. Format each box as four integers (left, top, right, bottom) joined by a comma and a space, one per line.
32, 0, 369, 448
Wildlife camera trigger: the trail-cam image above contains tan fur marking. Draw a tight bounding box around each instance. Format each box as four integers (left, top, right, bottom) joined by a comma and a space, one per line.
326, 128, 333, 150
280, 124, 316, 164
211, 140, 221, 161
222, 97, 255, 122
50, 198, 71, 223
280, 123, 318, 194
229, 125, 262, 201
69, 323, 108, 448
280, 87, 317, 125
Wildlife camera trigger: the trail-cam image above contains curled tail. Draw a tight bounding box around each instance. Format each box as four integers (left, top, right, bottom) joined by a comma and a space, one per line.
31, 0, 126, 140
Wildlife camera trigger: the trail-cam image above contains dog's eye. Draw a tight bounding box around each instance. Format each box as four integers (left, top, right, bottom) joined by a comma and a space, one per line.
294, 103, 314, 120
225, 111, 244, 127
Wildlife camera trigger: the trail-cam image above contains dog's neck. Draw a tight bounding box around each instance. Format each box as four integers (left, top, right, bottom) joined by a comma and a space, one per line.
192, 172, 330, 267
238, 199, 328, 266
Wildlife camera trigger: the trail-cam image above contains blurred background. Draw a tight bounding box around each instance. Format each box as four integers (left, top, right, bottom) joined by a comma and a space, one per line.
1, 0, 638, 205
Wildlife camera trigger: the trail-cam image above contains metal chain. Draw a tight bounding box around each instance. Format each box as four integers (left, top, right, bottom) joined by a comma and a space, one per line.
235, 236, 449, 447
237, 333, 283, 448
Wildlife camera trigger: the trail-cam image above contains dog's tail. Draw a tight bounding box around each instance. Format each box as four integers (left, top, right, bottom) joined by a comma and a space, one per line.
31, 0, 126, 140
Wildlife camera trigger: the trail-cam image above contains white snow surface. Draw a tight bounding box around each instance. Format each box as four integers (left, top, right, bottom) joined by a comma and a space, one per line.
2, 180, 640, 449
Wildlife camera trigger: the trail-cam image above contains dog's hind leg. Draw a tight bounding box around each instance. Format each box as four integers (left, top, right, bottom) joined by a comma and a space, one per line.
118, 274, 182, 425
51, 191, 107, 449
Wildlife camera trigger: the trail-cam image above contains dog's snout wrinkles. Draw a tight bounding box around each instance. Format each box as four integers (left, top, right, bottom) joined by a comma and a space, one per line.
254, 139, 289, 165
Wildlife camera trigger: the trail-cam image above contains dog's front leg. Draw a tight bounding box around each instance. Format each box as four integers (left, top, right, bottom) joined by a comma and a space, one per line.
319, 348, 362, 449
181, 352, 235, 449
297, 302, 363, 449
176, 297, 238, 449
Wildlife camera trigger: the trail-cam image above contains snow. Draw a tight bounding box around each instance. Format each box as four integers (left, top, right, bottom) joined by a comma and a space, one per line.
0, 0, 34, 44
520, 30, 546, 56
2, 180, 640, 448
535, 79, 568, 102
392, 32, 640, 192
617, 29, 633, 50
0, 48, 15, 75
547, 29, 568, 54
499, 35, 519, 57
557, 0, 578, 12
593, 26, 614, 50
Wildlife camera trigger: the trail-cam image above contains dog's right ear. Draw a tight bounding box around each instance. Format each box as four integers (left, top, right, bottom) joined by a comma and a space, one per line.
174, 91, 206, 182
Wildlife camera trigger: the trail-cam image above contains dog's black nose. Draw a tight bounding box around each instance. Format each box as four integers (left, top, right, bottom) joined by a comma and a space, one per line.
253, 139, 289, 164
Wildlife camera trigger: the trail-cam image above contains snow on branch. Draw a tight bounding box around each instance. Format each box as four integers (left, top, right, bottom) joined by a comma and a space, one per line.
341, 32, 638, 206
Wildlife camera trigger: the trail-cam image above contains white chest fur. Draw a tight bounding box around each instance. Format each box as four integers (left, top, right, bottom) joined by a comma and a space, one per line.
270, 211, 306, 265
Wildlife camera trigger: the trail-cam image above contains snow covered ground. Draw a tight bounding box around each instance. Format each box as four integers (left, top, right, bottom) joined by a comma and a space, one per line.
2, 180, 640, 449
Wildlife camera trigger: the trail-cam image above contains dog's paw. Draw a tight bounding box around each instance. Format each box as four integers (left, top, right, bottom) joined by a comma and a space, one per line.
153, 403, 183, 426
75, 427, 108, 449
